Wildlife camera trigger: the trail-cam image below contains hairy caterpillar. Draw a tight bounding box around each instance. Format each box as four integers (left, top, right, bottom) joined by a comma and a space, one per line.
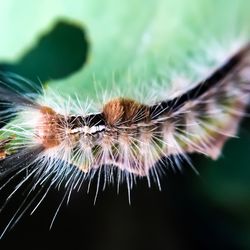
0, 40, 250, 238
1, 42, 250, 173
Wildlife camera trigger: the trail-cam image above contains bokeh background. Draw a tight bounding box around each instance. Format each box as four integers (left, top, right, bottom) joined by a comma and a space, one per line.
0, 0, 250, 249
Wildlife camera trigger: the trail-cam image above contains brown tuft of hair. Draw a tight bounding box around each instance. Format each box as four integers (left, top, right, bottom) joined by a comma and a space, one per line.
103, 98, 149, 126
38, 106, 61, 148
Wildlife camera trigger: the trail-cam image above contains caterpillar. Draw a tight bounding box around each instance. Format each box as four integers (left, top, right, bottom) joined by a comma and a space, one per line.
0, 41, 250, 193
1, 42, 250, 163
1, 2, 250, 237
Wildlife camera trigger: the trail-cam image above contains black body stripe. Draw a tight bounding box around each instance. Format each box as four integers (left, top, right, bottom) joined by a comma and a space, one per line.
68, 113, 105, 129
149, 43, 250, 119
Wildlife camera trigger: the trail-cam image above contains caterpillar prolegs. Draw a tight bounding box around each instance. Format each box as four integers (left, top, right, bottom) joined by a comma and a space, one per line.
0, 42, 250, 235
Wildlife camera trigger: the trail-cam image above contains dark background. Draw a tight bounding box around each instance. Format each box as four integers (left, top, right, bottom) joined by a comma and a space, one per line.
0, 147, 250, 250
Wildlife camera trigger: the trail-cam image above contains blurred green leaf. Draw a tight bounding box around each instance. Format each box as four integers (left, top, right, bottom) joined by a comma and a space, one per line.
1, 0, 250, 98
